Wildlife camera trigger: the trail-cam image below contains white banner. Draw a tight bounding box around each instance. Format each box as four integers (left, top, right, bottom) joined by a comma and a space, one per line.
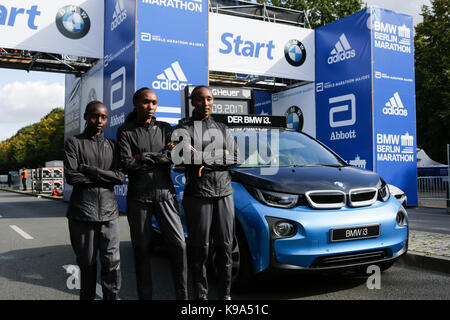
209, 13, 315, 81
0, 0, 103, 58
271, 83, 316, 137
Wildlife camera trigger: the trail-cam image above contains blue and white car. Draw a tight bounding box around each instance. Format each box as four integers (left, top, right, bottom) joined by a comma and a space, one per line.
165, 115, 408, 289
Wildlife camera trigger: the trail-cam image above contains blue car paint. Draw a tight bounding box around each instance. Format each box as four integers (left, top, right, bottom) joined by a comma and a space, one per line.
168, 171, 408, 274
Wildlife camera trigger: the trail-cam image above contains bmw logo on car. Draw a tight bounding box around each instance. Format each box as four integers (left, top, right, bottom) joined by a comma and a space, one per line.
334, 181, 346, 189
285, 105, 304, 132
55, 5, 91, 39
284, 39, 306, 67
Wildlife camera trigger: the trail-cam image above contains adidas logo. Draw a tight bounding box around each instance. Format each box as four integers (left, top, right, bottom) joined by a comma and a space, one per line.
152, 61, 188, 91
327, 34, 356, 64
111, 0, 127, 31
383, 92, 408, 116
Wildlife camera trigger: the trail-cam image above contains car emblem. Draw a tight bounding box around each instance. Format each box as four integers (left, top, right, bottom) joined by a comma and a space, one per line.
334, 181, 346, 189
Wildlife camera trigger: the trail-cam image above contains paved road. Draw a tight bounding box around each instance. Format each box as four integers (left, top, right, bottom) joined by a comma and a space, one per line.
407, 206, 450, 235
0, 190, 449, 300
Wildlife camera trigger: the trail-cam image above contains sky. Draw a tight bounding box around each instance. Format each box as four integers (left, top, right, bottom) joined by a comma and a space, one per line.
0, 0, 431, 142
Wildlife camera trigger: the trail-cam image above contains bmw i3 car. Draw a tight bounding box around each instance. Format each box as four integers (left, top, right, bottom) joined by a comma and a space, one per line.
166, 115, 409, 289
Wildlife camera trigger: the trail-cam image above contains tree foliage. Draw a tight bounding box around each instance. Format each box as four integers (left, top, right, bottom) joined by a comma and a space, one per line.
414, 0, 450, 163
0, 108, 64, 173
256, 0, 365, 28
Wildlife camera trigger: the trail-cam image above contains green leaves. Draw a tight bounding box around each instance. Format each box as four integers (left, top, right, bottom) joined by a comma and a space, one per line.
256, 0, 365, 28
414, 0, 450, 163
0, 108, 64, 173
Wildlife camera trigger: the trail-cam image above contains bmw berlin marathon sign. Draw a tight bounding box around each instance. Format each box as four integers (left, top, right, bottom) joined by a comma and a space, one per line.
0, 0, 103, 58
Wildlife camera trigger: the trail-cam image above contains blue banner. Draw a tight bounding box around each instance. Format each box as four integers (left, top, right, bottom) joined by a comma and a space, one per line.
103, 0, 136, 211
254, 90, 272, 115
371, 7, 417, 205
315, 9, 373, 170
135, 0, 209, 125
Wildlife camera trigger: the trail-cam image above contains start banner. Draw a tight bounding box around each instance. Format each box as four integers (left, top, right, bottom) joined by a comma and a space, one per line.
209, 12, 314, 81
0, 0, 103, 58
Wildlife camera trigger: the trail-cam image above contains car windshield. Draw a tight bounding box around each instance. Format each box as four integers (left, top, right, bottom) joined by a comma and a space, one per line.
232, 128, 347, 168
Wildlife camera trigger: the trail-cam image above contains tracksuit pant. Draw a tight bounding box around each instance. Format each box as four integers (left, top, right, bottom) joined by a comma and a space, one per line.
127, 198, 188, 300
68, 218, 121, 300
183, 194, 235, 300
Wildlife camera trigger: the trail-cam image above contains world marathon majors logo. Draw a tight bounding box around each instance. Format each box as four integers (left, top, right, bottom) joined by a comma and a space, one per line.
55, 5, 90, 39
284, 39, 306, 67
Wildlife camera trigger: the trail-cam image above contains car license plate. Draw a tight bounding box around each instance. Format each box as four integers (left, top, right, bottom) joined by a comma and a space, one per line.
330, 224, 380, 242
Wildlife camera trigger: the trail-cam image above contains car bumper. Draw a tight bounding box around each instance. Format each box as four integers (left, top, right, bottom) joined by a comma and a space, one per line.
233, 183, 409, 273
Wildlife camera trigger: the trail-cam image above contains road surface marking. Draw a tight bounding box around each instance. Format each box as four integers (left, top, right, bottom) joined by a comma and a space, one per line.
9, 225, 34, 240
62, 265, 103, 299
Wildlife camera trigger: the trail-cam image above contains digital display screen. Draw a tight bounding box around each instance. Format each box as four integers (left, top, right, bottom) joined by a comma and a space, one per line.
188, 99, 249, 116
212, 99, 249, 115
184, 85, 253, 117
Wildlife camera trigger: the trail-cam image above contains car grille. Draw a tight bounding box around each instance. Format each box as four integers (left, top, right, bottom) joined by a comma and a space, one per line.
305, 188, 379, 209
310, 250, 388, 268
348, 188, 378, 207
305, 190, 346, 209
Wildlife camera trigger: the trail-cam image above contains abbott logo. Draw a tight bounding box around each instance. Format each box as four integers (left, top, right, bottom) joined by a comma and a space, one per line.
111, 66, 125, 111
327, 34, 356, 64
111, 0, 127, 31
152, 61, 188, 91
329, 94, 356, 127
383, 92, 408, 116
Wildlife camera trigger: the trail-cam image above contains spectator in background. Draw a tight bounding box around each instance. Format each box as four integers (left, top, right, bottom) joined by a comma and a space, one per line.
21, 168, 28, 191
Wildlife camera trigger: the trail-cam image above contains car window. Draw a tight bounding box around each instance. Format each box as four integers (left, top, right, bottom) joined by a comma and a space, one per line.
232, 129, 346, 168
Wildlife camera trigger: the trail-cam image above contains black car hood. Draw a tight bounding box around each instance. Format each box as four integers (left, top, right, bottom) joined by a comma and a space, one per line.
230, 166, 381, 194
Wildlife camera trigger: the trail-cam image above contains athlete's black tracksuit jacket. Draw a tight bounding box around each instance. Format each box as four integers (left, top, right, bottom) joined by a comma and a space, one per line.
64, 131, 125, 300
175, 115, 239, 299
117, 117, 187, 300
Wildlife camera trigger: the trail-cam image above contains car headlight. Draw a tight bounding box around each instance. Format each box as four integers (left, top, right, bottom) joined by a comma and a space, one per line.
378, 183, 390, 202
250, 187, 299, 208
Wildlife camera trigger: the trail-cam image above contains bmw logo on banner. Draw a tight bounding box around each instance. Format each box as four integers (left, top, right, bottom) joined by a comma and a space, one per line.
285, 105, 304, 131
284, 39, 307, 67
55, 5, 91, 39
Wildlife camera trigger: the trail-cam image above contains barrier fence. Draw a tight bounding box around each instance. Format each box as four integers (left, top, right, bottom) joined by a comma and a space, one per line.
417, 176, 449, 201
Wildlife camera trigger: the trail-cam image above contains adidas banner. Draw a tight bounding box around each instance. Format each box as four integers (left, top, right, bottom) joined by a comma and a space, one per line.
135, 0, 208, 124
209, 13, 315, 81
315, 9, 373, 171
371, 7, 417, 205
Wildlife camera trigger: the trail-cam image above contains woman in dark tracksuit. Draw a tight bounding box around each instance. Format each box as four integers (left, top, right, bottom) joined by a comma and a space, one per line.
64, 101, 125, 300
174, 86, 239, 300
117, 88, 187, 300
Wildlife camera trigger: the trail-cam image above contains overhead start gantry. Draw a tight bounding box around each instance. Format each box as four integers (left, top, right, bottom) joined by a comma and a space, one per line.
0, 48, 96, 76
